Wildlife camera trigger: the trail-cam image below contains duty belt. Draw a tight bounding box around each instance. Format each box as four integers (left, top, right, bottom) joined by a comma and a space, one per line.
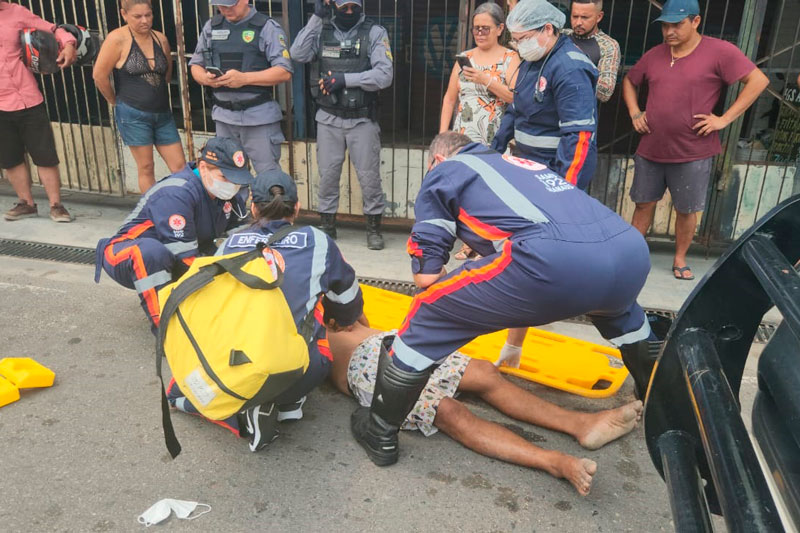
213, 92, 273, 111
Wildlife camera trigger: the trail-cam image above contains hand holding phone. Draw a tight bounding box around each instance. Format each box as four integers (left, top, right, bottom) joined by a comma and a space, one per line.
206, 65, 223, 78
456, 54, 471, 70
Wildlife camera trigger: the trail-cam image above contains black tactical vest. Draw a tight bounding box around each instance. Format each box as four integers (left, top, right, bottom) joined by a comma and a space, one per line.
310, 19, 377, 119
207, 12, 273, 107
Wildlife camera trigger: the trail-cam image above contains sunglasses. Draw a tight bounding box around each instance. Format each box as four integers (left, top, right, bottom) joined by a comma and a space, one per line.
471, 25, 495, 35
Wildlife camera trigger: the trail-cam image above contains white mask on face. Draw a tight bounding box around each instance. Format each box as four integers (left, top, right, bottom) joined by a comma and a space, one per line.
137, 499, 211, 527
518, 34, 548, 61
206, 177, 240, 200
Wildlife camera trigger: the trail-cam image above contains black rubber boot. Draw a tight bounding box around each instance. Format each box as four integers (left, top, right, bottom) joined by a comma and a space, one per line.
351, 335, 430, 466
318, 213, 337, 240
366, 214, 385, 250
619, 314, 672, 400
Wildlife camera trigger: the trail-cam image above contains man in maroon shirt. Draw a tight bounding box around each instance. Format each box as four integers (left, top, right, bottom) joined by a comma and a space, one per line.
622, 0, 768, 280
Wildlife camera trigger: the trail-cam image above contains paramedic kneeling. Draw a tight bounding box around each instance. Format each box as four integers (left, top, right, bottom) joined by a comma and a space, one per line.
167, 168, 365, 452
351, 132, 658, 466
95, 137, 252, 331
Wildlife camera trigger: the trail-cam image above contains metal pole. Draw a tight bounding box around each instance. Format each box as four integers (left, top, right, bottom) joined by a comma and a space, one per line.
677, 328, 783, 532
173, 0, 195, 160
658, 430, 714, 533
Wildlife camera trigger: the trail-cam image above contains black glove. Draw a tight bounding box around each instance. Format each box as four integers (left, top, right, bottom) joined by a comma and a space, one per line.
314, 0, 330, 19
322, 72, 345, 93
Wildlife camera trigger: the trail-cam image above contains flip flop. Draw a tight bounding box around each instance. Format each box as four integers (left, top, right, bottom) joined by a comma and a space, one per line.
672, 265, 695, 280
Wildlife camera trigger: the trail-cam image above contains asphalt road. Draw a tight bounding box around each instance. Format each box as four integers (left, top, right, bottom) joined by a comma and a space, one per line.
0, 255, 683, 532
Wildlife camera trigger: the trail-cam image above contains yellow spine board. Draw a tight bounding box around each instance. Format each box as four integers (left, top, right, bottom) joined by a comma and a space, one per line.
361, 284, 628, 398
0, 358, 56, 389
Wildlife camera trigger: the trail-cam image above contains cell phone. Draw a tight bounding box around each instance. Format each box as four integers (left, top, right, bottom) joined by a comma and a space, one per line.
456, 54, 472, 70
206, 65, 223, 77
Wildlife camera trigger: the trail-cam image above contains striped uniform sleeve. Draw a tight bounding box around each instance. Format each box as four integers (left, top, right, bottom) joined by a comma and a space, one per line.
321, 240, 363, 327
408, 169, 459, 275
553, 61, 597, 186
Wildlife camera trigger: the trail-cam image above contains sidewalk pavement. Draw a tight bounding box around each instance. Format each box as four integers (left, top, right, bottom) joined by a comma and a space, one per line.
0, 187, 726, 316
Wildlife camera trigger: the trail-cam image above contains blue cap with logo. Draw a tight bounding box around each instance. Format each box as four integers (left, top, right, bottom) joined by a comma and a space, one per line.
654, 0, 700, 23
198, 137, 254, 186
251, 169, 298, 204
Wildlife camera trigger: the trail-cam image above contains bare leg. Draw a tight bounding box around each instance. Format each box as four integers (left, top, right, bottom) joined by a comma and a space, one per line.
155, 142, 187, 174
128, 145, 157, 193
673, 211, 697, 276
631, 201, 657, 237
36, 166, 63, 205
434, 397, 597, 495
5, 162, 35, 205
506, 327, 527, 347
459, 359, 642, 450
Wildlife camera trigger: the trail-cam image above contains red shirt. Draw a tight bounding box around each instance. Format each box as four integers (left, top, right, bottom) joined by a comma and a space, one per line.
0, 3, 76, 112
627, 36, 756, 163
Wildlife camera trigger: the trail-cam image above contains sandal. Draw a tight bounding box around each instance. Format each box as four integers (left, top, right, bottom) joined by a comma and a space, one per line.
672, 265, 695, 281
455, 244, 473, 261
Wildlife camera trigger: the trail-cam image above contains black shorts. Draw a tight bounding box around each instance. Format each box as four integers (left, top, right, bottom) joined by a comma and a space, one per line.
0, 103, 59, 169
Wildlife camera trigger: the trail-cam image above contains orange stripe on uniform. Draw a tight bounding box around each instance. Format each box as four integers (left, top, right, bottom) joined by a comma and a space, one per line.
564, 131, 591, 186
457, 208, 512, 241
398, 240, 513, 335
317, 338, 332, 360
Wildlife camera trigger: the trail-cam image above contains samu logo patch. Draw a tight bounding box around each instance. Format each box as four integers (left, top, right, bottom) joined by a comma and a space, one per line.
242, 30, 255, 43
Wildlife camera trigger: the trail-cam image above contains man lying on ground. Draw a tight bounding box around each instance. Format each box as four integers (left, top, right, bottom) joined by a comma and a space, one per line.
328, 322, 642, 496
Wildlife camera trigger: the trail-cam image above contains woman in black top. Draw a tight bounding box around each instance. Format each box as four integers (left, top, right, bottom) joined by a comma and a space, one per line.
93, 0, 185, 192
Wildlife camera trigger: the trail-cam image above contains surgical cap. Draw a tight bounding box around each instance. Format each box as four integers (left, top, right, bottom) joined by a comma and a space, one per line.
506, 0, 566, 33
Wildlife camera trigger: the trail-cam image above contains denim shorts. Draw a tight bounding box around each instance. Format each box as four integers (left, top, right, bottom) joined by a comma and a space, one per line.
114, 100, 181, 147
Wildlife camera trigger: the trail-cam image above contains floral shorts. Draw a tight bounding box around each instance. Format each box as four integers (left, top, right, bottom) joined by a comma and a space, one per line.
347, 330, 470, 436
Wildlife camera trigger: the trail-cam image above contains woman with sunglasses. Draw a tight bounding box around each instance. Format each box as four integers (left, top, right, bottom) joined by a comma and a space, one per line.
440, 2, 519, 147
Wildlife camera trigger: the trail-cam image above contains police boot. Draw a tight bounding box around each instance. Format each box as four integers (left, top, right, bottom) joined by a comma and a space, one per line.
366, 214, 384, 250
351, 335, 431, 466
619, 314, 672, 400
318, 212, 337, 240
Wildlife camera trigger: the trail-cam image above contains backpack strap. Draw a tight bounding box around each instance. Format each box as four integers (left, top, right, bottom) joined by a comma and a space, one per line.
156, 223, 302, 458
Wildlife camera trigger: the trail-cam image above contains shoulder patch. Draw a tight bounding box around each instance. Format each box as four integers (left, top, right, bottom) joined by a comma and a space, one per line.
282, 49, 290, 59
502, 153, 548, 171
168, 214, 186, 230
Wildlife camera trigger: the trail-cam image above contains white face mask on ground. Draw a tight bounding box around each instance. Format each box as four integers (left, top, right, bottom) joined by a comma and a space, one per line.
518, 34, 548, 61
206, 178, 240, 200
137, 499, 211, 527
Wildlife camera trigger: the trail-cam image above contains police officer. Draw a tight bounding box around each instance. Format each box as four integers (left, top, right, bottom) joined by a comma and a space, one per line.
290, 0, 393, 250
491, 0, 598, 190
94, 137, 252, 330
351, 132, 660, 466
189, 0, 292, 173
167, 168, 365, 452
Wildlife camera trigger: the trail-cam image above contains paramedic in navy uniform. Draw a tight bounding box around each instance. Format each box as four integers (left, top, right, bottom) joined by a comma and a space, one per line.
94, 137, 252, 331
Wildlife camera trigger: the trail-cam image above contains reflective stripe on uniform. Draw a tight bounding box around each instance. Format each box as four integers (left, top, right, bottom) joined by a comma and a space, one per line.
305, 227, 329, 315
559, 116, 595, 128
449, 155, 550, 224
164, 240, 199, 255
608, 317, 652, 347
514, 130, 560, 149
133, 270, 173, 294
121, 177, 189, 226
567, 50, 596, 68
326, 278, 359, 304
391, 335, 445, 371
419, 218, 457, 236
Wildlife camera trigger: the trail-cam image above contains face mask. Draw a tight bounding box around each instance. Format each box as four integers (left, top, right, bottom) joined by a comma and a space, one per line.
206, 177, 240, 200
137, 499, 211, 527
336, 6, 362, 30
518, 34, 548, 61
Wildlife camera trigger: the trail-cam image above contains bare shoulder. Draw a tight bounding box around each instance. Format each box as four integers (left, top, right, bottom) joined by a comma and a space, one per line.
153, 29, 170, 48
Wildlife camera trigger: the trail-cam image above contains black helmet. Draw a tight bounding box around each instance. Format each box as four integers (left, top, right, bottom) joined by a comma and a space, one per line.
19, 28, 60, 74
57, 24, 101, 65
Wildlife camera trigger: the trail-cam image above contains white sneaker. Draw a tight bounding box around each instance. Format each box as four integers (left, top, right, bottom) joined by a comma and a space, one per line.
277, 396, 306, 422
244, 404, 279, 452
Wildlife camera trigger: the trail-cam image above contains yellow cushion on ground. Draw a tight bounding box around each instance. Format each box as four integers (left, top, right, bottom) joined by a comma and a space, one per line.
361, 284, 628, 398
0, 358, 56, 388
0, 375, 20, 408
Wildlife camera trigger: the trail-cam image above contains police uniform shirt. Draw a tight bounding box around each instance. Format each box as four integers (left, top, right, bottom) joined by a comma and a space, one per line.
290, 13, 393, 128
189, 7, 292, 127
220, 220, 364, 346
113, 164, 248, 260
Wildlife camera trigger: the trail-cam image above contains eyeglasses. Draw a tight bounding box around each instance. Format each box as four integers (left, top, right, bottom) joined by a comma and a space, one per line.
471, 25, 494, 35
508, 28, 543, 50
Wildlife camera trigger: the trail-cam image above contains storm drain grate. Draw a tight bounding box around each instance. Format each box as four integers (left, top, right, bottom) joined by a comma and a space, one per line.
0, 239, 779, 344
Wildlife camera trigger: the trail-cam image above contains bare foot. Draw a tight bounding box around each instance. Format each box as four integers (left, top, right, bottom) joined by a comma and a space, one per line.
577, 400, 643, 450
552, 454, 597, 496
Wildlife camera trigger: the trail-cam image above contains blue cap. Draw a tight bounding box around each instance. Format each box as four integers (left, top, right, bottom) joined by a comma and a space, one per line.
252, 169, 298, 204
654, 0, 700, 23
209, 0, 237, 6
198, 137, 254, 186
334, 0, 362, 6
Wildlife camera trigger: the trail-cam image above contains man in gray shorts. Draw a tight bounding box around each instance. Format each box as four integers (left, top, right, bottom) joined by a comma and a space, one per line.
622, 0, 767, 279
